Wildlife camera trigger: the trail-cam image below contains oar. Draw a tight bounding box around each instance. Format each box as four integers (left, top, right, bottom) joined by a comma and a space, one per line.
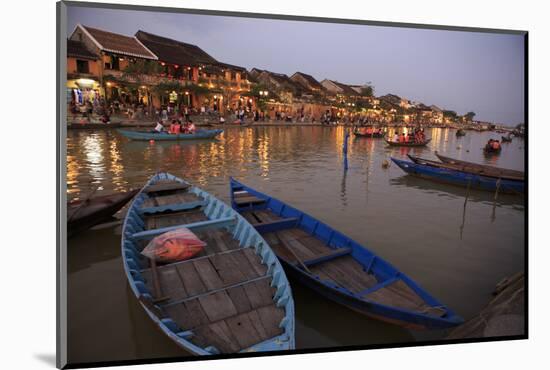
274, 234, 312, 274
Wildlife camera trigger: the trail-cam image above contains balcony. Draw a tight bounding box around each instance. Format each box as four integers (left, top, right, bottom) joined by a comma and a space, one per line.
103, 69, 193, 87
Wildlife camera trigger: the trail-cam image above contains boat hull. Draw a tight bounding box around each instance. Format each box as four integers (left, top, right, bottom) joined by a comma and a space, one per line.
391, 157, 524, 194
67, 189, 138, 237
384, 138, 431, 147
117, 128, 223, 141
435, 153, 524, 180
230, 178, 464, 330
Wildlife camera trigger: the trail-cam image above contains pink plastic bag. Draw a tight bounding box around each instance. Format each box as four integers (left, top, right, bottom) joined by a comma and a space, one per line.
141, 228, 206, 263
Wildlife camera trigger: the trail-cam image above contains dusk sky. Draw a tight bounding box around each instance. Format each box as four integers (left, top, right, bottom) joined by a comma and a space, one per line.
67, 6, 525, 125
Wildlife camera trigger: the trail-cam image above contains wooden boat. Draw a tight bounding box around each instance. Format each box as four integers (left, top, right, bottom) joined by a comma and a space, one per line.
455, 129, 466, 137
384, 138, 432, 147
391, 157, 524, 194
353, 130, 385, 138
68, 189, 138, 237
121, 173, 294, 355
68, 122, 122, 129
229, 178, 464, 330
435, 152, 524, 180
407, 154, 524, 181
501, 136, 512, 143
117, 128, 223, 141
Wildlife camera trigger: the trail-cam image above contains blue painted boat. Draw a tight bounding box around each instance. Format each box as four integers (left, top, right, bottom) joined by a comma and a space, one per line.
230, 178, 464, 330
117, 128, 223, 141
122, 173, 294, 355
391, 157, 524, 194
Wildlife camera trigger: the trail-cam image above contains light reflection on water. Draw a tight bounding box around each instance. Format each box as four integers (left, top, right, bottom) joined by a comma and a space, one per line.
66, 126, 525, 364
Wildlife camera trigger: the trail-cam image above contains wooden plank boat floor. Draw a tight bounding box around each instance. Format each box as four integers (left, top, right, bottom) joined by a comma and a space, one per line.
246, 208, 380, 294
141, 249, 282, 353
363, 279, 446, 317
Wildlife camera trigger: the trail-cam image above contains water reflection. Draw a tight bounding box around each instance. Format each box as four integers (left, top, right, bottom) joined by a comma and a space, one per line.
66, 126, 525, 363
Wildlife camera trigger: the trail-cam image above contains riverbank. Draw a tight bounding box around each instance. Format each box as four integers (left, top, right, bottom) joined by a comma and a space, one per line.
67, 115, 496, 130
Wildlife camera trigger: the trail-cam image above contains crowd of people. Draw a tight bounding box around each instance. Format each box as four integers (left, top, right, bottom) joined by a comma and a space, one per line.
391, 128, 426, 143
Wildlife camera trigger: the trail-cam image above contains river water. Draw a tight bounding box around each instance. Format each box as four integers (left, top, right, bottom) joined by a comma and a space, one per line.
66, 126, 525, 364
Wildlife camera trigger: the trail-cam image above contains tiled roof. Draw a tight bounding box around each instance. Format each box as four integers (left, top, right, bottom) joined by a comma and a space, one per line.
79, 25, 157, 59
135, 30, 216, 66
291, 72, 322, 90
329, 80, 358, 95
67, 39, 98, 60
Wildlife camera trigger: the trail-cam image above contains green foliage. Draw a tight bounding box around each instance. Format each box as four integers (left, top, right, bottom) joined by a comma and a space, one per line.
443, 110, 458, 118
152, 81, 183, 94
464, 111, 476, 121
360, 84, 374, 97
123, 59, 163, 76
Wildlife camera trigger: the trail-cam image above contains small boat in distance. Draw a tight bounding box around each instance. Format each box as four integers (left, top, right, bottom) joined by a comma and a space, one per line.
117, 128, 223, 141
391, 157, 524, 194
121, 173, 294, 355
455, 129, 466, 137
230, 178, 464, 330
501, 135, 513, 143
384, 137, 432, 147
68, 189, 138, 237
435, 152, 524, 180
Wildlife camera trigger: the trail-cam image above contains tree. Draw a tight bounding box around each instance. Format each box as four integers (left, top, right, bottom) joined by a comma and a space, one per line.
360, 84, 374, 97
464, 111, 476, 122
443, 110, 458, 119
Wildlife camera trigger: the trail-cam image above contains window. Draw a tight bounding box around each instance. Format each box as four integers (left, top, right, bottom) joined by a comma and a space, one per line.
76, 60, 89, 74
111, 56, 120, 70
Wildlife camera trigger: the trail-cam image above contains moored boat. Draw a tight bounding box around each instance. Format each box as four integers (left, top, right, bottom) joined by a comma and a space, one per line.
117, 128, 223, 141
391, 157, 524, 194
354, 131, 385, 138
483, 144, 502, 154
229, 178, 464, 330
435, 152, 524, 180
68, 189, 138, 237
68, 122, 122, 129
455, 129, 466, 137
121, 173, 294, 355
501, 135, 512, 143
407, 154, 524, 181
384, 138, 432, 147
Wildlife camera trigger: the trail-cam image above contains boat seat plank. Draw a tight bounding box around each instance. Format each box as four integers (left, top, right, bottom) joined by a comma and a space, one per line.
163, 298, 210, 330
329, 256, 378, 289
141, 192, 200, 209
311, 259, 369, 293
234, 196, 266, 206
144, 209, 208, 230
274, 230, 317, 260
253, 210, 281, 223
198, 290, 239, 323
144, 182, 190, 194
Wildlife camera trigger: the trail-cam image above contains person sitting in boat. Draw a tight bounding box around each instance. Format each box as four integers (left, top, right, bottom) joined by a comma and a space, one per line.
152, 120, 164, 133
399, 133, 406, 143
169, 119, 178, 134
393, 132, 400, 142
188, 120, 196, 134
173, 120, 182, 135
404, 133, 410, 143
491, 139, 501, 150
365, 127, 373, 135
